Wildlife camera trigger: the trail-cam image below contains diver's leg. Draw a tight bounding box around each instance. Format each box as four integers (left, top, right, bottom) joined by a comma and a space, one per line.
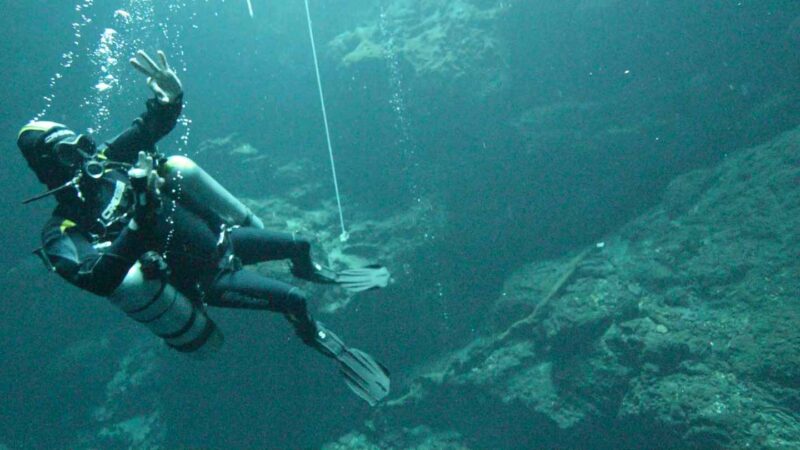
228, 227, 332, 282
229, 227, 314, 265
209, 268, 391, 405
208, 269, 319, 346
228, 228, 390, 292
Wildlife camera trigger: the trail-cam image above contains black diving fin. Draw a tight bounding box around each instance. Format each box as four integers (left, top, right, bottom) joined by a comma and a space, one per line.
314, 323, 390, 406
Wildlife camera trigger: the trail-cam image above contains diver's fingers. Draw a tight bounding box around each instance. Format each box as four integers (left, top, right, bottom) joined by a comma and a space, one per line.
157, 50, 170, 71
148, 78, 168, 102
130, 58, 155, 77
136, 152, 155, 172
137, 50, 161, 74
136, 151, 148, 168
146, 169, 161, 190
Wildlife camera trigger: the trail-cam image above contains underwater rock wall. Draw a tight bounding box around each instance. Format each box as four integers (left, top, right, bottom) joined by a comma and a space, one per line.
324, 125, 800, 448
327, 0, 510, 97
74, 340, 165, 449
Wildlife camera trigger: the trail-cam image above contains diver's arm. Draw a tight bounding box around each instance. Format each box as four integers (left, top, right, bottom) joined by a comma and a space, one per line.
103, 96, 183, 163
103, 50, 184, 163
41, 219, 147, 297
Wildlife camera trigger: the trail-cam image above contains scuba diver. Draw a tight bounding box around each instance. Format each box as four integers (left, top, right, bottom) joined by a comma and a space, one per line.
16, 50, 390, 405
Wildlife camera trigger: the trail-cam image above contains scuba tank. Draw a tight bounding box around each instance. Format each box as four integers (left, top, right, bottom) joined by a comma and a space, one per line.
159, 155, 264, 229
108, 251, 223, 357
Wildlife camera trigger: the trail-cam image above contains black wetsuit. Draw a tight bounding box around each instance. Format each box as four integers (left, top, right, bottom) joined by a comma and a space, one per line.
41, 96, 183, 296
41, 96, 320, 345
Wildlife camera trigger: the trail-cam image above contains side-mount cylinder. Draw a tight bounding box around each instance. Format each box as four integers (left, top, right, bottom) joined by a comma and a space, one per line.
159, 155, 264, 229
107, 252, 224, 357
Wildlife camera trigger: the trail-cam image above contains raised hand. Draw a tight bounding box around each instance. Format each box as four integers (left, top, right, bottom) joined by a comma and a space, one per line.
130, 50, 183, 104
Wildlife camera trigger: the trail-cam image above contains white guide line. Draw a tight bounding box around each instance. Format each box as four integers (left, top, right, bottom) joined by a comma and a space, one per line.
304, 0, 349, 242
241, 0, 349, 241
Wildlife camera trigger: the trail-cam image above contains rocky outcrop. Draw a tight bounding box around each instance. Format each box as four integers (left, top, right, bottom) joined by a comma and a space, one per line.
76, 341, 165, 449
328, 126, 800, 448
328, 0, 510, 96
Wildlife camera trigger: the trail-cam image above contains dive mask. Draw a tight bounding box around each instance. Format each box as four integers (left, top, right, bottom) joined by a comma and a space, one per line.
45, 130, 103, 178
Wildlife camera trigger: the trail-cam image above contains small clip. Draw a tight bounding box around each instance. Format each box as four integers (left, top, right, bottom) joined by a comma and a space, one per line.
72, 174, 85, 202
